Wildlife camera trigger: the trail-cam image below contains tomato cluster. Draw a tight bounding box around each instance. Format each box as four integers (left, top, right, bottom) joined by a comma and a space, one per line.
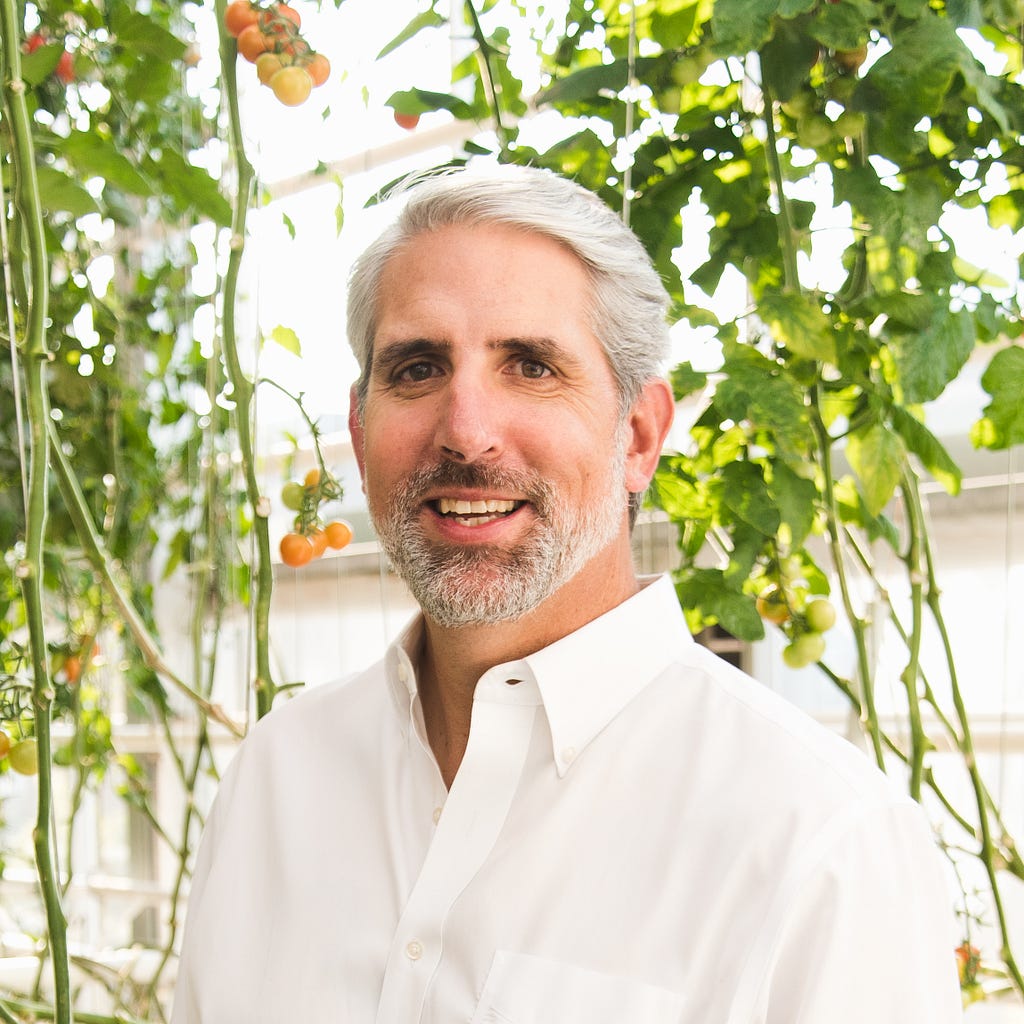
754, 559, 838, 669
278, 467, 353, 568
224, 1, 330, 107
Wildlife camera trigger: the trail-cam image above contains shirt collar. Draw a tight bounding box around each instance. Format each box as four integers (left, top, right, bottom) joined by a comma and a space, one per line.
519, 574, 692, 776
384, 574, 692, 774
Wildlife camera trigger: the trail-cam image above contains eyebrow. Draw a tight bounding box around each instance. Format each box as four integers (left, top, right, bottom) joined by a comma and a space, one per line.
371, 335, 585, 381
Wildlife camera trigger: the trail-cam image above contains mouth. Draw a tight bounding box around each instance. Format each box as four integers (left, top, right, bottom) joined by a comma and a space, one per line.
432, 497, 525, 527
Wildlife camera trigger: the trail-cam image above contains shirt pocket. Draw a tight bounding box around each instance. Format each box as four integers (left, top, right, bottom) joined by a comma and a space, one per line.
469, 949, 687, 1024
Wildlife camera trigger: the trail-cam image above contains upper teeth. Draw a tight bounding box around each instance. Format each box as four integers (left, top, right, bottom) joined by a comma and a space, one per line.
438, 498, 517, 515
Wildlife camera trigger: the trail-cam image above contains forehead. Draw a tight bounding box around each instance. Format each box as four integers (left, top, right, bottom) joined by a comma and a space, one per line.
374, 223, 595, 339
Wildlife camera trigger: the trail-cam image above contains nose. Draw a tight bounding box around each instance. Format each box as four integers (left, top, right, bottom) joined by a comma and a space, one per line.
434, 374, 500, 464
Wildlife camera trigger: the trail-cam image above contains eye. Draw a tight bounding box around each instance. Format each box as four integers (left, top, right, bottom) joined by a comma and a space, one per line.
397, 361, 440, 383
517, 359, 552, 380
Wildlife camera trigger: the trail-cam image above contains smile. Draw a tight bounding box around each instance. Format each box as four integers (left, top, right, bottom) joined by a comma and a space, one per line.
433, 497, 524, 526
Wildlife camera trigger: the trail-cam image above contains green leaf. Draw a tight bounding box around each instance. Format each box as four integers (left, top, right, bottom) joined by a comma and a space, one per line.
650, 2, 701, 49
149, 149, 231, 226
651, 466, 710, 521
971, 345, 1024, 450
760, 16, 821, 102
35, 166, 100, 217
385, 88, 476, 120
845, 423, 906, 517
109, 8, 187, 61
19, 43, 62, 85
768, 459, 818, 546
282, 213, 296, 240
376, 9, 446, 59
889, 406, 961, 495
538, 56, 658, 106
676, 570, 765, 642
711, 0, 779, 53
720, 461, 781, 536
888, 304, 975, 405
758, 290, 837, 363
267, 325, 301, 357
669, 363, 707, 400
60, 131, 155, 197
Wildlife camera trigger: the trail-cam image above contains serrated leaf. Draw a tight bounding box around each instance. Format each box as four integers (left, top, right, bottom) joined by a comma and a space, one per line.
889, 304, 975, 404
758, 290, 837, 363
268, 325, 301, 357
889, 406, 961, 495
721, 461, 781, 536
971, 345, 1024, 450
675, 570, 765, 641
376, 9, 446, 60
845, 423, 906, 517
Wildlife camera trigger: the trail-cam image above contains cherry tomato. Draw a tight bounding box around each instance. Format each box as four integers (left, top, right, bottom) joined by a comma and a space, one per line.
270, 66, 312, 106
280, 532, 314, 567
259, 3, 301, 32
54, 50, 75, 84
236, 24, 270, 62
0, 730, 10, 759
63, 654, 82, 684
224, 0, 258, 38
804, 599, 837, 633
782, 633, 826, 669
324, 520, 353, 550
304, 467, 321, 488
309, 530, 329, 558
257, 52, 287, 86
305, 52, 330, 87
23, 32, 46, 54
394, 111, 420, 131
9, 738, 38, 776
280, 480, 304, 510
755, 586, 790, 625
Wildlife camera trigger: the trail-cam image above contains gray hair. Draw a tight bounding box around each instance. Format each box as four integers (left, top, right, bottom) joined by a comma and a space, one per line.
346, 165, 672, 415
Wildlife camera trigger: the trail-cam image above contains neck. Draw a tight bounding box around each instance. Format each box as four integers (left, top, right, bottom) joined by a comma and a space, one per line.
414, 538, 640, 788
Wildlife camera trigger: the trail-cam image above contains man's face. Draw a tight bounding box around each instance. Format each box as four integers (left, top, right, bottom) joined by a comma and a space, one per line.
350, 222, 638, 628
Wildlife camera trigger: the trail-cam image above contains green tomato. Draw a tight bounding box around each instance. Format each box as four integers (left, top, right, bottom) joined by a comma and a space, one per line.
782, 633, 826, 669
804, 599, 837, 633
281, 481, 304, 511
9, 738, 38, 776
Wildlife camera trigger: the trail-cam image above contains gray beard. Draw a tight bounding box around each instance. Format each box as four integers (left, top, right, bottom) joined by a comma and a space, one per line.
371, 445, 627, 628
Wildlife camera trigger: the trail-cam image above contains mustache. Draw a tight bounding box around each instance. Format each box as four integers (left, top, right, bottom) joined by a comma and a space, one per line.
387, 461, 554, 512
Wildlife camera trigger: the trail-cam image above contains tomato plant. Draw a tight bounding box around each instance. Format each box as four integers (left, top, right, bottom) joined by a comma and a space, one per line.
237, 23, 270, 62
394, 110, 420, 131
305, 52, 330, 87
782, 634, 826, 670
0, 730, 10, 760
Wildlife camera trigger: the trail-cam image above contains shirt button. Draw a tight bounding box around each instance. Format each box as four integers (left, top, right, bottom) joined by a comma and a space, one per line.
397, 662, 409, 684
561, 746, 577, 765
405, 940, 423, 961
432, 806, 443, 825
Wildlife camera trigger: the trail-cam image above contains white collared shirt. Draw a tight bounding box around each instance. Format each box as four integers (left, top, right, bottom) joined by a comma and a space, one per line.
172, 575, 961, 1023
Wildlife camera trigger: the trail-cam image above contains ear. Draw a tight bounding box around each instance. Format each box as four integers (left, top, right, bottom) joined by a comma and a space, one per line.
348, 385, 367, 491
623, 377, 674, 495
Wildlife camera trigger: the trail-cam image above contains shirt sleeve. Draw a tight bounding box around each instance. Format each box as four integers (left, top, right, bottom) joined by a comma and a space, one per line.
745, 799, 963, 1023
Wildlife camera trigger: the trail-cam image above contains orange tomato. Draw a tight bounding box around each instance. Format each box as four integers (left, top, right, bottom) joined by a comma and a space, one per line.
309, 530, 329, 558
305, 52, 330, 87
324, 520, 353, 550
394, 111, 420, 131
0, 730, 10, 759
236, 24, 269, 62
304, 467, 321, 488
280, 532, 314, 567
256, 52, 285, 85
224, 0, 258, 37
259, 2, 301, 32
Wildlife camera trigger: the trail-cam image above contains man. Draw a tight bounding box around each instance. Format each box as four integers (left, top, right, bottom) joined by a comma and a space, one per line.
172, 166, 961, 1022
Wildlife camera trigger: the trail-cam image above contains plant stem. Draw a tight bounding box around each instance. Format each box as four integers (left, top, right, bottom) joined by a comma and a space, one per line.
465, 0, 510, 155
46, 425, 241, 736
809, 397, 885, 769
1, 7, 73, 1021
217, 0, 276, 720
759, 77, 800, 293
